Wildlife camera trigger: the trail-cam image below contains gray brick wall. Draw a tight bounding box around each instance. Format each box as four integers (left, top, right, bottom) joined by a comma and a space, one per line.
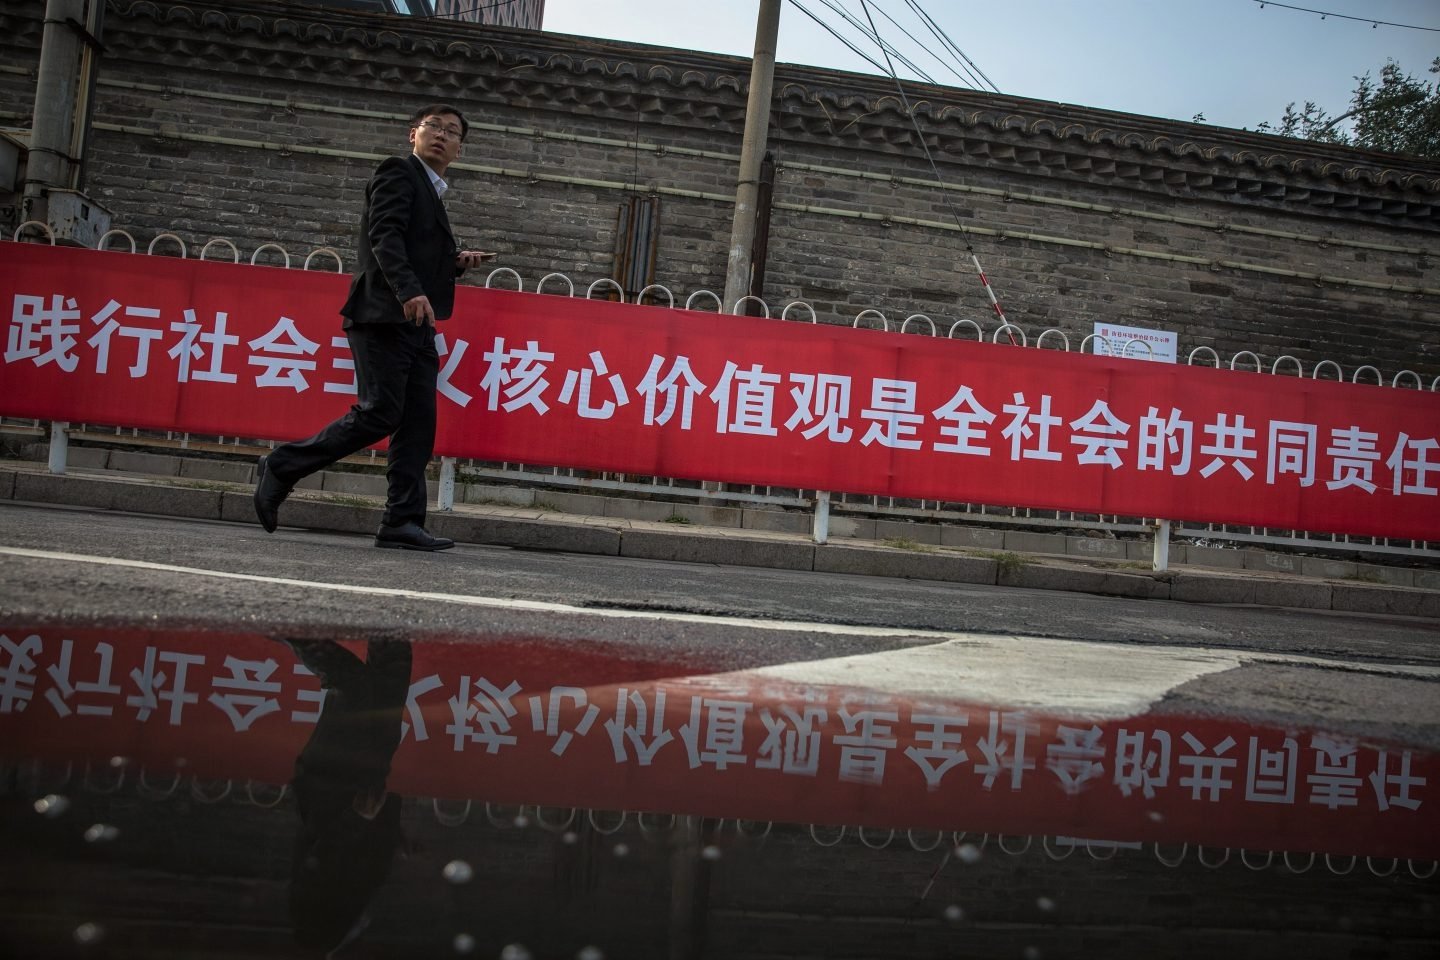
2, 0, 1435, 382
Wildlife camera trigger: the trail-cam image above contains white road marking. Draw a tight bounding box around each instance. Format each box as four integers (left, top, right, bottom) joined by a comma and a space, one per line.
750, 638, 1240, 718
3, 546, 1437, 719
0, 545, 976, 637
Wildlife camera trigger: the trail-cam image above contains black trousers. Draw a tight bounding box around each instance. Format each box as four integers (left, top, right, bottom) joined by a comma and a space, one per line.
266, 321, 438, 527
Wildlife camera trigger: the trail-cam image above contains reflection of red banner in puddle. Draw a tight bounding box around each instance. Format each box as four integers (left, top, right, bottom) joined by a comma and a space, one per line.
1, 625, 1433, 860
3, 245, 1439, 540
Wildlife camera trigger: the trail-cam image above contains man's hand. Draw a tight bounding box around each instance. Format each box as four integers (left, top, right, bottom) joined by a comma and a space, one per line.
455, 250, 497, 270
403, 294, 436, 326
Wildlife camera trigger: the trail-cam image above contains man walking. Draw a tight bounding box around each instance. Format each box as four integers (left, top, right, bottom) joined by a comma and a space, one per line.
254, 105, 492, 551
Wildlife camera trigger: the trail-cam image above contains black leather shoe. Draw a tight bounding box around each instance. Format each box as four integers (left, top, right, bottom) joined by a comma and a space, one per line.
253, 455, 292, 534
375, 521, 454, 552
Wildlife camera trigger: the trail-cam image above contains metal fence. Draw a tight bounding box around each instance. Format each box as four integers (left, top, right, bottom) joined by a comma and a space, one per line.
4, 222, 1437, 566
9, 758, 1434, 878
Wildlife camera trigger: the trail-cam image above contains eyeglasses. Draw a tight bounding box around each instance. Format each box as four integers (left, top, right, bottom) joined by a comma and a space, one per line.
416, 119, 464, 141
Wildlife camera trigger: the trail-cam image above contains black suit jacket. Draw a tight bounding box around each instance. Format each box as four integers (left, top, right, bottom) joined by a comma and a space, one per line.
340, 153, 459, 327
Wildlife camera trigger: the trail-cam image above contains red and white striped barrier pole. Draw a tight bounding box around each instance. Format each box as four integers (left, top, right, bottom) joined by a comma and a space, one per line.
970, 253, 1018, 345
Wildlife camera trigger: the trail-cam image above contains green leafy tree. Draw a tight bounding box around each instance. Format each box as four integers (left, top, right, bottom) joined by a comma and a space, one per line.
1257, 57, 1440, 159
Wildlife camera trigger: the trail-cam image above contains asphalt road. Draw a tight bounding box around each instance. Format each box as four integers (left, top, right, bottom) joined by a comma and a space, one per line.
3, 499, 1439, 747
3, 500, 1439, 960
3, 500, 1437, 657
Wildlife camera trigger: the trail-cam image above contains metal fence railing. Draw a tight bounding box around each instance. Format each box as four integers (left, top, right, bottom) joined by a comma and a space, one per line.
4, 224, 1437, 568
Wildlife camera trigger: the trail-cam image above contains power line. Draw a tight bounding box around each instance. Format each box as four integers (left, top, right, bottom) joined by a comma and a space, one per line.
856, 0, 1018, 335
789, 1, 1001, 95
1249, 0, 1440, 32
902, 0, 1000, 93
419, 0, 516, 22
852, 0, 974, 247
785, 0, 892, 75
814, 0, 938, 84
862, 0, 993, 91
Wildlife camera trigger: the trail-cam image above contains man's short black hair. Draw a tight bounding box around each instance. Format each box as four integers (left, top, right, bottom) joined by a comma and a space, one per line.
409, 104, 468, 141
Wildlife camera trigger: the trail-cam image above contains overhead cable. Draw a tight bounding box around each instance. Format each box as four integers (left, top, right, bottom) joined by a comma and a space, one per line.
1249, 0, 1440, 32
903, 0, 1001, 92
878, 0, 992, 91
420, 0, 517, 21
812, 0, 937, 84
855, 0, 1016, 336
785, 0, 892, 75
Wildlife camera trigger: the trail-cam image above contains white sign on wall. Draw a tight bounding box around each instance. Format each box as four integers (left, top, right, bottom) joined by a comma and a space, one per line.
1090, 322, 1178, 363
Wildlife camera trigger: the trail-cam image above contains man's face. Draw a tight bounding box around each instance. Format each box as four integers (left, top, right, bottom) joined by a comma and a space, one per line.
409, 112, 464, 172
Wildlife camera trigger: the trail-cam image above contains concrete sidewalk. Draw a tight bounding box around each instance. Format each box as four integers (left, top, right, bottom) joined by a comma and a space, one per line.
2, 454, 1437, 619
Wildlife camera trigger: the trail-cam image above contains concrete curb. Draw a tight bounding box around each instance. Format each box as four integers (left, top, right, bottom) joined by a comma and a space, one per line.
437, 512, 622, 556
815, 543, 997, 585
1331, 583, 1440, 618
620, 528, 814, 570
17, 471, 226, 519
2, 465, 1436, 618
999, 564, 1172, 601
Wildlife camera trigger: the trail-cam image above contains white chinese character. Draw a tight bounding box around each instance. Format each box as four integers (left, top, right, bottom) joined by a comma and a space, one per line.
435, 334, 473, 406
207, 655, 282, 732
785, 372, 854, 442
480, 337, 554, 414
605, 688, 675, 765
905, 711, 969, 789
1046, 724, 1106, 793
1244, 735, 1299, 803
932, 385, 995, 455
637, 354, 707, 429
1177, 732, 1237, 800
834, 705, 898, 784
755, 704, 827, 775
1267, 421, 1317, 487
445, 676, 521, 753
1387, 433, 1440, 496
710, 361, 780, 435
1137, 406, 1193, 475
168, 309, 239, 384
1114, 728, 1171, 798
1307, 735, 1362, 809
1198, 413, 1258, 480
680, 696, 751, 770
321, 335, 357, 396
528, 685, 601, 756
1325, 426, 1381, 493
247, 316, 319, 391
558, 350, 630, 419
127, 648, 204, 724
290, 660, 327, 723
6, 294, 80, 371
1069, 400, 1130, 468
0, 633, 43, 714
400, 674, 445, 742
1001, 393, 1063, 462
89, 299, 164, 376
974, 710, 1035, 790
1370, 749, 1425, 812
44, 639, 121, 718
860, 379, 923, 450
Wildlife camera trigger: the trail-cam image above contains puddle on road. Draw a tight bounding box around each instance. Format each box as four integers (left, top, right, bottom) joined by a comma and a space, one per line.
1, 623, 1436, 959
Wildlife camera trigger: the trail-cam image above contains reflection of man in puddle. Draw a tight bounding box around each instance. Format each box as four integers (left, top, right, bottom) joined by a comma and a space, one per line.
285, 638, 411, 956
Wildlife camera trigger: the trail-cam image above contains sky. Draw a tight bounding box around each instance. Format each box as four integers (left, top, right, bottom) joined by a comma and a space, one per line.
540, 0, 1440, 135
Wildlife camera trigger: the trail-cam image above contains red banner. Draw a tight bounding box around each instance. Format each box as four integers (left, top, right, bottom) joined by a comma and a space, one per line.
3, 244, 1437, 540
1, 625, 1434, 860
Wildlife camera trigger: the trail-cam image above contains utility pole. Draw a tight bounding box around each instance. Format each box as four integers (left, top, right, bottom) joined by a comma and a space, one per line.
23, 0, 91, 229
722, 0, 781, 314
